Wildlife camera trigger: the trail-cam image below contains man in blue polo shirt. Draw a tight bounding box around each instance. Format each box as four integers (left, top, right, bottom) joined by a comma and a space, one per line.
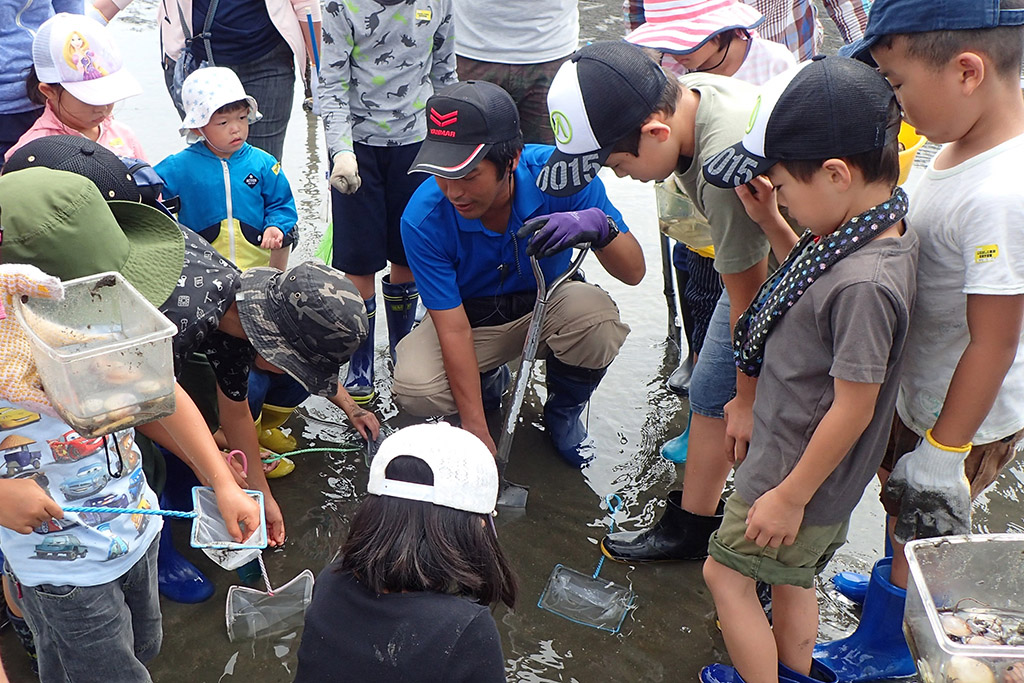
395, 81, 645, 467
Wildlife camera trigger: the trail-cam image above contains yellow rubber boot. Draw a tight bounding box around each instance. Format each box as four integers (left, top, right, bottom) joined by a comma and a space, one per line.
257, 405, 298, 454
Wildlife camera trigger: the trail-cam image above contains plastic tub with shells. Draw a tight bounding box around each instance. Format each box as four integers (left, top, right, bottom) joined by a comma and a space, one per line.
905, 534, 1024, 683
15, 272, 177, 437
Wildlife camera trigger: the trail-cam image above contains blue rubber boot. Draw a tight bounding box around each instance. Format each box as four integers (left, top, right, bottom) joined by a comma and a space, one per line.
382, 275, 418, 362
344, 296, 376, 404
543, 357, 607, 467
661, 410, 690, 463
157, 519, 214, 604
700, 664, 744, 683
814, 558, 916, 681
831, 522, 894, 605
480, 365, 511, 412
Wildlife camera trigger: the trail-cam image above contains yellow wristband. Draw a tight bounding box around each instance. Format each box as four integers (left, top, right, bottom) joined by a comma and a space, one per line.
925, 429, 972, 453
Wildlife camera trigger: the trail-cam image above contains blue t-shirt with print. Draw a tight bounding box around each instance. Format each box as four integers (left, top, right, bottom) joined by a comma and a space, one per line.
401, 144, 630, 311
0, 402, 161, 588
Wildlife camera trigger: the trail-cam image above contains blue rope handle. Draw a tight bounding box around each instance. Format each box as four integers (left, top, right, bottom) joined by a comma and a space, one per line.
592, 494, 623, 579
62, 506, 197, 519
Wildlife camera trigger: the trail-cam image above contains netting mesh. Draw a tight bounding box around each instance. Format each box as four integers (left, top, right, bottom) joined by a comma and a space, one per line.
226, 569, 315, 642
190, 487, 267, 553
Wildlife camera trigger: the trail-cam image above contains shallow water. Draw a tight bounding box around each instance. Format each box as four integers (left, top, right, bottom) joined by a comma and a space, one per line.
4, 3, 1024, 681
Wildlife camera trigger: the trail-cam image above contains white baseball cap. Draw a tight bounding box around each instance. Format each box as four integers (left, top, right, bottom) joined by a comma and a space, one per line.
32, 13, 141, 106
368, 423, 499, 514
179, 67, 262, 143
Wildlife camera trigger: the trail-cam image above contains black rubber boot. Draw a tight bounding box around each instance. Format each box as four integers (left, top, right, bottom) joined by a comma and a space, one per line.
600, 489, 724, 562
666, 354, 694, 396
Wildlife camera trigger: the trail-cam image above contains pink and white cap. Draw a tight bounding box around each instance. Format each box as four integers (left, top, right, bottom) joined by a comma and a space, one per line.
367, 423, 499, 514
624, 0, 764, 55
32, 13, 141, 106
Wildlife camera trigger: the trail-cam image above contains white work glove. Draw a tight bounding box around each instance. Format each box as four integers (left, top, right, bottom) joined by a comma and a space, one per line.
884, 429, 972, 544
329, 151, 361, 195
0, 264, 64, 416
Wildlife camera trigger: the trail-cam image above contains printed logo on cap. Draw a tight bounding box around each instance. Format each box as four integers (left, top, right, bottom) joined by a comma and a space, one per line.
746, 96, 761, 135
550, 111, 573, 146
429, 107, 458, 138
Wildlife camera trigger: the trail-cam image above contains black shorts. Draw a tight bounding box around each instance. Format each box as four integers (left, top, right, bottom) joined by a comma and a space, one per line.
330, 141, 426, 274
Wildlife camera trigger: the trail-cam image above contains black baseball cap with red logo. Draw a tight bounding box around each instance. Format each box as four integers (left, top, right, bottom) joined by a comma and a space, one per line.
408, 81, 520, 179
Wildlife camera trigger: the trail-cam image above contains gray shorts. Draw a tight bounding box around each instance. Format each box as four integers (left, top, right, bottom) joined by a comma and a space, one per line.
689, 290, 737, 419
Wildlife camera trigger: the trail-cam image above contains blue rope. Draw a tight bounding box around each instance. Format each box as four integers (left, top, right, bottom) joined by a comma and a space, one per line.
592, 494, 623, 579
261, 445, 361, 464
63, 506, 197, 519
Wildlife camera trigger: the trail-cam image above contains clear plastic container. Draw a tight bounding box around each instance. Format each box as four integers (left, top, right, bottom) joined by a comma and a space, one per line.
654, 178, 714, 252
904, 534, 1024, 683
15, 272, 177, 437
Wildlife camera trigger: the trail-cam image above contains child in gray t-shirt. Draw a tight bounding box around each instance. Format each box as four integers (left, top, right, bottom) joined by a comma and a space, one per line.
698, 57, 918, 683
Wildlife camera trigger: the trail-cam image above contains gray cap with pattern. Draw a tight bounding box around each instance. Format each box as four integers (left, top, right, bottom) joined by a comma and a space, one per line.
236, 262, 368, 396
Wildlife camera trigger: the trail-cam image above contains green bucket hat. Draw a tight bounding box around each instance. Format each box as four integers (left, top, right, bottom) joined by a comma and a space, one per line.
0, 167, 185, 307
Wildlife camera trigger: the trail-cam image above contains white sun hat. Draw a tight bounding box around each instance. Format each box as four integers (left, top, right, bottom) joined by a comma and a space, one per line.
179, 67, 262, 143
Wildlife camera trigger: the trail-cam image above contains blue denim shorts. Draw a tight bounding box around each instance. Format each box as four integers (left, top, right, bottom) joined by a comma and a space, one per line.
6, 536, 161, 681
689, 290, 736, 419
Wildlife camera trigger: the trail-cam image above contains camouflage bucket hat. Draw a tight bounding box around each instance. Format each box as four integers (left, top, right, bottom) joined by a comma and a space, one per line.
236, 262, 368, 396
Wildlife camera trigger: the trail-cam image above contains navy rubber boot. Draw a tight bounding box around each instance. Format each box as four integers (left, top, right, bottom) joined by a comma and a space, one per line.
543, 357, 607, 467
157, 518, 214, 604
480, 365, 511, 412
780, 660, 839, 683
831, 521, 894, 605
814, 558, 916, 681
344, 296, 376, 404
382, 275, 418, 362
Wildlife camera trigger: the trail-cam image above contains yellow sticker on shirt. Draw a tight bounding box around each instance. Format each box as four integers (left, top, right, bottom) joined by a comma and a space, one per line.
975, 244, 999, 263
415, 8, 431, 21
272, 162, 281, 175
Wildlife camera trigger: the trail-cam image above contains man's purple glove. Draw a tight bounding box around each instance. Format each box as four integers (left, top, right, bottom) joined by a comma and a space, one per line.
517, 207, 610, 258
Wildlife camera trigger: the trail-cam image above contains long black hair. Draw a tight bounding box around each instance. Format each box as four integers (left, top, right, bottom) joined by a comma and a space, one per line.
339, 456, 518, 608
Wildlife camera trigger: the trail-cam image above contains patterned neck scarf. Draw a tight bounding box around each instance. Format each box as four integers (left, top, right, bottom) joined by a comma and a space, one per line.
734, 187, 909, 377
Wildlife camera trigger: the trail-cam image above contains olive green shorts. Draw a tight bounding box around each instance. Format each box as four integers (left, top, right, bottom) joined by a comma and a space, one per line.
707, 494, 850, 588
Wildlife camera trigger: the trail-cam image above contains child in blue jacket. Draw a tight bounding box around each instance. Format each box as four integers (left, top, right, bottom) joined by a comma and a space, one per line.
156, 67, 298, 272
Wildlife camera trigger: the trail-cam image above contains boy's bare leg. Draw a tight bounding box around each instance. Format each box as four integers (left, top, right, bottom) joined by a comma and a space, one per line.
874, 467, 910, 588
772, 583, 819, 676
681, 414, 732, 515
388, 263, 414, 284
269, 245, 290, 271
704, 556, 778, 683
346, 272, 375, 300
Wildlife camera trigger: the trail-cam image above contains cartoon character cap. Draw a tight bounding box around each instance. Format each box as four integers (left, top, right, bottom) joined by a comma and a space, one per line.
32, 13, 142, 106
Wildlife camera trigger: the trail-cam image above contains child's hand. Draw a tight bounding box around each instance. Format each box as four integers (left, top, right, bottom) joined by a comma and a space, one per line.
723, 395, 754, 465
0, 479, 64, 534
262, 492, 286, 546
261, 226, 285, 250
734, 176, 784, 227
347, 404, 380, 442
213, 483, 263, 544
0, 264, 64, 416
745, 487, 805, 549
